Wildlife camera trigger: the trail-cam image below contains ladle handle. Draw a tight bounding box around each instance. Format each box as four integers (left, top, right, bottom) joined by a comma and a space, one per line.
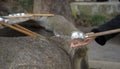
88, 29, 120, 37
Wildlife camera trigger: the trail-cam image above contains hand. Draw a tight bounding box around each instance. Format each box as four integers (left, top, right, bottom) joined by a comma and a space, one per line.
71, 32, 96, 47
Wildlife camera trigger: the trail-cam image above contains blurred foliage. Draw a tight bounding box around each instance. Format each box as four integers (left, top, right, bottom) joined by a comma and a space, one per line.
76, 13, 109, 26
19, 0, 33, 11
90, 15, 109, 26
71, 8, 77, 19
10, 0, 33, 13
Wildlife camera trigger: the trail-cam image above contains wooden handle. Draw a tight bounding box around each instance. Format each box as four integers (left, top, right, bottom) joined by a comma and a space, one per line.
13, 24, 39, 36
0, 21, 35, 36
3, 15, 33, 18
13, 24, 45, 38
88, 29, 120, 37
29, 14, 55, 17
0, 21, 46, 38
3, 14, 54, 18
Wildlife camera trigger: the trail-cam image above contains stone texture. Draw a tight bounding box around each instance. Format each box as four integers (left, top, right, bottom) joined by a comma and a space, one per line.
0, 37, 72, 69
71, 2, 120, 26
71, 2, 120, 16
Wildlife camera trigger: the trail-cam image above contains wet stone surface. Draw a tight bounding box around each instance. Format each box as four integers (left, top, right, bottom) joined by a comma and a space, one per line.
0, 37, 72, 69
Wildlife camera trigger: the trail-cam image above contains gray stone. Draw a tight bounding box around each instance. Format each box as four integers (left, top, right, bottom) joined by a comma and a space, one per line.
0, 37, 72, 69
71, 2, 120, 16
